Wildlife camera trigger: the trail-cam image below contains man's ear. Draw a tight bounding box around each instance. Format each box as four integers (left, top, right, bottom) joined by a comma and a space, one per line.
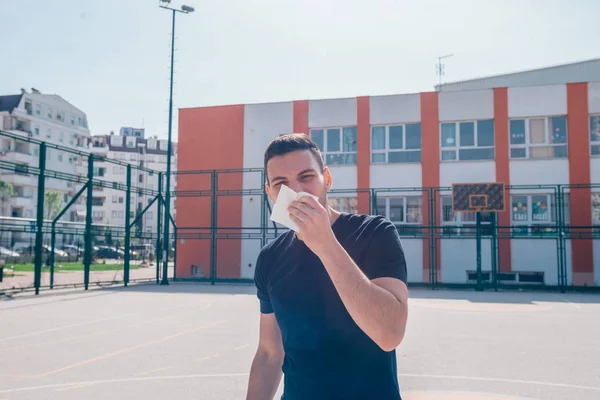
324, 167, 332, 192
265, 181, 274, 203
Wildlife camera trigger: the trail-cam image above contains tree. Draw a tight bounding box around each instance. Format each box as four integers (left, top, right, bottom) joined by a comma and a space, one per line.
0, 180, 14, 247
44, 191, 63, 220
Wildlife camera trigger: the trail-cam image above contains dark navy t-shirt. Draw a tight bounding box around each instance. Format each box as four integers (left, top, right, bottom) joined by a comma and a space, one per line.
254, 212, 408, 400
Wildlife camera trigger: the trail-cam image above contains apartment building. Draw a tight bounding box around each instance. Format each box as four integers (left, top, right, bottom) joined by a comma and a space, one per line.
0, 88, 91, 247
89, 131, 177, 242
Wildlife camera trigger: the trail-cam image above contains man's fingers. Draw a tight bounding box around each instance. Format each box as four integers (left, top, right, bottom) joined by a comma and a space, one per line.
289, 201, 316, 217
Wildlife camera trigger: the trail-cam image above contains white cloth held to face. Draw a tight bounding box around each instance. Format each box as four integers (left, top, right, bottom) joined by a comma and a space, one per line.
270, 184, 319, 232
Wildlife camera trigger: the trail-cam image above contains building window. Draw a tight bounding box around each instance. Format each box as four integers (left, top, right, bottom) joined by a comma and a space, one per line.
57, 111, 64, 122
112, 211, 118, 218
591, 193, 600, 224
34, 127, 40, 136
47, 128, 52, 139
441, 196, 493, 235
35, 104, 41, 116
376, 196, 422, 223
441, 120, 495, 161
126, 138, 136, 148
118, 211, 124, 218
310, 127, 357, 165
327, 197, 358, 214
147, 211, 153, 219
112, 196, 117, 203
47, 108, 53, 119
591, 115, 600, 156
509, 116, 567, 159
118, 197, 124, 204
510, 193, 568, 235
371, 123, 421, 163
58, 152, 63, 162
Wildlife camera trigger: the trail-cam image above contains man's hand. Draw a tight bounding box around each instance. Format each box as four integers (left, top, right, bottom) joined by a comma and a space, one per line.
287, 196, 336, 255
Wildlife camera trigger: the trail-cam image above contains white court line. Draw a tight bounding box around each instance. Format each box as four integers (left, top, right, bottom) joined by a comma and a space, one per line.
553, 294, 582, 309
0, 313, 136, 344
1, 372, 599, 394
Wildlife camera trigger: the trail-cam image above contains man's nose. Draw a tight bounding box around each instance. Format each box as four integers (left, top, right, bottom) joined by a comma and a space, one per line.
288, 181, 304, 193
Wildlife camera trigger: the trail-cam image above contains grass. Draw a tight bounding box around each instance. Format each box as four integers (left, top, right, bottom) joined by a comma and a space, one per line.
7, 262, 142, 273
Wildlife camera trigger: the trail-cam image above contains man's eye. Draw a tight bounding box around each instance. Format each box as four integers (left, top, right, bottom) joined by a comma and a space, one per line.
300, 175, 313, 180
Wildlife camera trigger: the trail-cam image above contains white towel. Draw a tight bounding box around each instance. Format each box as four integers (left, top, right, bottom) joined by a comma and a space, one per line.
269, 184, 319, 232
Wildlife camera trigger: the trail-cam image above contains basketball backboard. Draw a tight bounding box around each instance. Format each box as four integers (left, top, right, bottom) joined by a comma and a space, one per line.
452, 182, 505, 212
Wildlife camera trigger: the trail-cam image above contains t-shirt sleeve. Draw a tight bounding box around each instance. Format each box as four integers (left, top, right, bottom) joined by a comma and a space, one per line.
254, 250, 274, 314
361, 217, 408, 284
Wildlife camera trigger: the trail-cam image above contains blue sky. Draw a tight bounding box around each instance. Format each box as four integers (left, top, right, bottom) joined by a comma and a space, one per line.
1, 0, 598, 141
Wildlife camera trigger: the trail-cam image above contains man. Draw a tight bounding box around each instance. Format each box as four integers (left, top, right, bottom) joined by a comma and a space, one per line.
246, 133, 409, 400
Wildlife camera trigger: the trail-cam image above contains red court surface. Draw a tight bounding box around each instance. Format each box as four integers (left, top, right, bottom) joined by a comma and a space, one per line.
1, 283, 599, 400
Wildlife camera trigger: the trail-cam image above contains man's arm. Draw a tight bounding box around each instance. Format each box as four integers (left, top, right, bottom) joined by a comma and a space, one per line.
288, 197, 408, 352
317, 242, 408, 352
246, 313, 284, 400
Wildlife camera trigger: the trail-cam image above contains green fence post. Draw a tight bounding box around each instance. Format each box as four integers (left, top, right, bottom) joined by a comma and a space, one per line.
84, 155, 94, 291
475, 212, 483, 292
34, 142, 46, 295
429, 188, 436, 290
260, 169, 266, 248
156, 172, 163, 284
491, 212, 498, 291
173, 227, 177, 281
124, 164, 132, 287
557, 184, 566, 292
50, 222, 56, 289
210, 170, 217, 285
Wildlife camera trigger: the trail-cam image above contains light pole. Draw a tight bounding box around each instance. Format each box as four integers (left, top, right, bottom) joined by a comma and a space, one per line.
159, 0, 194, 285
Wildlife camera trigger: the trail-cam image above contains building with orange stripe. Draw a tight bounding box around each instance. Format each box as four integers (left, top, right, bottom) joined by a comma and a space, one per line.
176, 59, 600, 288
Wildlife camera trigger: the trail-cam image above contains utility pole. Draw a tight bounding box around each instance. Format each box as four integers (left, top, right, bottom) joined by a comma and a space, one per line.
436, 54, 454, 91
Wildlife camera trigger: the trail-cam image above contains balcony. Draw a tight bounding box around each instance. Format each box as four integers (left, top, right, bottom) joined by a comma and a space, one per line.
0, 172, 36, 186
12, 195, 33, 208
3, 150, 34, 165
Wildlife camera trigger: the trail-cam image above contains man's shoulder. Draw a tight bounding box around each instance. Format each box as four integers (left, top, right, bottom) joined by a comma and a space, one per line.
255, 229, 294, 272
339, 212, 395, 234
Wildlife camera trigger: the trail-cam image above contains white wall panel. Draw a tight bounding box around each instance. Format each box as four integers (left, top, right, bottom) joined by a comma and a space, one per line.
309, 98, 356, 128
440, 239, 492, 283
440, 162, 496, 187
588, 81, 600, 113
511, 240, 561, 285
401, 239, 423, 283
508, 85, 567, 117
370, 94, 421, 125
509, 160, 569, 186
370, 164, 422, 189
439, 89, 494, 121
329, 166, 357, 190
241, 102, 293, 278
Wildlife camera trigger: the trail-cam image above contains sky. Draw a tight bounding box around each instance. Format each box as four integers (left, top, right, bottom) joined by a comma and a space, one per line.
1, 0, 599, 141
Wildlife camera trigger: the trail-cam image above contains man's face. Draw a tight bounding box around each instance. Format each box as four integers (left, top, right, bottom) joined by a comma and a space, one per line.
265, 149, 331, 208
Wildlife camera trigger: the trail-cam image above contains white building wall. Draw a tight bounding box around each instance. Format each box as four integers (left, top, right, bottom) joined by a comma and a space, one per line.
441, 239, 492, 283
438, 89, 494, 121
309, 98, 356, 128
508, 85, 567, 118
370, 164, 421, 189
369, 94, 421, 124
589, 81, 600, 113
440, 162, 496, 187
511, 240, 563, 285
509, 160, 570, 186
241, 102, 293, 279
402, 239, 423, 283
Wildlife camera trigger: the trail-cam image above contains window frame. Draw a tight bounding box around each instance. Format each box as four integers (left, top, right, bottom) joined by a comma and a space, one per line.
591, 192, 600, 225
327, 196, 358, 214
440, 119, 495, 162
590, 114, 600, 157
309, 126, 358, 166
370, 123, 422, 164
509, 116, 568, 160
375, 196, 423, 224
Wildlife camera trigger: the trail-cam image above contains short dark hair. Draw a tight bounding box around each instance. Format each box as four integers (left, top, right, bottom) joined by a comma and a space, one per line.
263, 133, 325, 182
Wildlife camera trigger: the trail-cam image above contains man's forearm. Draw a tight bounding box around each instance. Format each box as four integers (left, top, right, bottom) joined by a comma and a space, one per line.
246, 351, 283, 400
317, 240, 407, 351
